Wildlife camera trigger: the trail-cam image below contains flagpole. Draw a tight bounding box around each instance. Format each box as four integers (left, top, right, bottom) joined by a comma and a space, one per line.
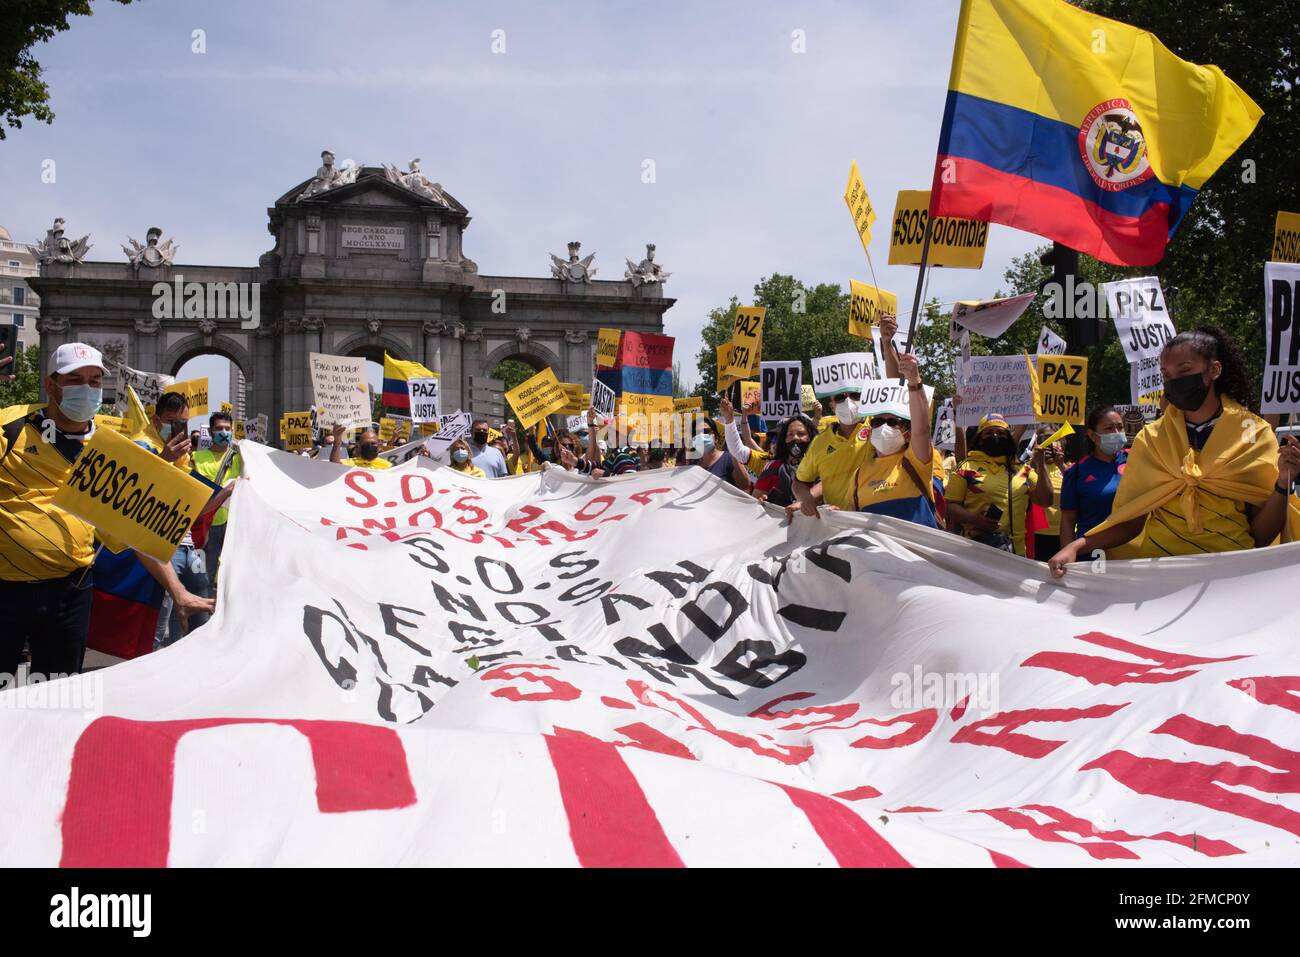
900, 215, 934, 383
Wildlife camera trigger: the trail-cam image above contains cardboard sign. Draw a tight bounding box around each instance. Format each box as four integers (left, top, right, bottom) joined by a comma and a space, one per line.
93, 414, 127, 434
1262, 260, 1300, 413
1037, 325, 1067, 356
220, 401, 233, 415
595, 328, 621, 369
505, 367, 568, 429
843, 160, 877, 255
234, 420, 246, 441
955, 355, 1036, 427
932, 398, 957, 451
951, 293, 1036, 339
1102, 277, 1176, 363
870, 326, 910, 374
565, 414, 588, 433
887, 190, 988, 269
857, 379, 935, 423
725, 306, 765, 380
197, 426, 211, 451
848, 280, 897, 337
1273, 211, 1300, 264
408, 377, 441, 424
423, 411, 472, 461
673, 396, 703, 412
243, 413, 269, 445
1130, 355, 1164, 407
1034, 355, 1088, 424
760, 361, 802, 421
619, 393, 674, 419
51, 425, 213, 562
591, 378, 617, 420
810, 352, 878, 398
161, 377, 209, 417
309, 353, 370, 429
284, 428, 313, 452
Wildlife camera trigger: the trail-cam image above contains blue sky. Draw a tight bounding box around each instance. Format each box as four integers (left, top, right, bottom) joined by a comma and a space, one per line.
0, 0, 1043, 421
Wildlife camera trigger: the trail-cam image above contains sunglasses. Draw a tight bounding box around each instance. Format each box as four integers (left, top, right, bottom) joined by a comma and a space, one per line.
871, 416, 905, 428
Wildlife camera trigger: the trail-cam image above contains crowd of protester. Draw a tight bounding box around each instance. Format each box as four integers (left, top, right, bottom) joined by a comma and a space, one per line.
3, 325, 1299, 679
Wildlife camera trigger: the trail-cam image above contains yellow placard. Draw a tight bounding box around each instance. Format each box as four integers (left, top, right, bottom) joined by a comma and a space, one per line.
1273, 211, 1300, 264
51, 425, 214, 563
848, 279, 898, 337
418, 422, 439, 437
673, 396, 703, 412
888, 190, 989, 269
93, 414, 126, 434
505, 367, 568, 429
282, 410, 312, 433
720, 305, 765, 385
233, 420, 246, 441
220, 401, 232, 414
596, 328, 621, 369
619, 394, 674, 419
740, 380, 761, 414
718, 342, 739, 392
843, 160, 877, 256
284, 427, 313, 452
162, 377, 209, 416
1034, 355, 1088, 424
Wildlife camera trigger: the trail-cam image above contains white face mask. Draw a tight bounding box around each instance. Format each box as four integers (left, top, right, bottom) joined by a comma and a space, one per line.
870, 424, 906, 456
835, 397, 861, 426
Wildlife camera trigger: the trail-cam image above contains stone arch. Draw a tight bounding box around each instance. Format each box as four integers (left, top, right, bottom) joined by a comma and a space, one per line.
482, 340, 564, 376
163, 333, 254, 382
334, 332, 415, 364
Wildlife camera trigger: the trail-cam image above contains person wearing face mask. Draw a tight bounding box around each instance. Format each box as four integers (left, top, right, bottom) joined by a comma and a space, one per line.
752, 413, 817, 512
329, 425, 393, 470
191, 411, 243, 582
1057, 405, 1128, 549
830, 353, 938, 527
1027, 424, 1070, 561
1049, 327, 1291, 576
0, 344, 215, 674
468, 418, 508, 477
945, 414, 1037, 555
446, 437, 486, 478
691, 416, 749, 489
792, 386, 873, 515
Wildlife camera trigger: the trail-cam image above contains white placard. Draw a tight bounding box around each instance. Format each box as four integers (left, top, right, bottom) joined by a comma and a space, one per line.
309, 353, 371, 430
760, 361, 802, 420
112, 364, 175, 414
591, 379, 617, 419
810, 352, 878, 398
1130, 355, 1164, 407
340, 224, 405, 250
1102, 277, 1176, 363
1262, 261, 1300, 414
955, 355, 1036, 427
858, 379, 934, 422
1037, 325, 1067, 356
932, 398, 957, 451
423, 410, 472, 462
409, 377, 441, 424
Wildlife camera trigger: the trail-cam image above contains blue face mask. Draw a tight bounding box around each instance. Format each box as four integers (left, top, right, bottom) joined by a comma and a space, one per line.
56, 383, 103, 423
1098, 432, 1127, 456
212, 430, 232, 445
452, 448, 469, 463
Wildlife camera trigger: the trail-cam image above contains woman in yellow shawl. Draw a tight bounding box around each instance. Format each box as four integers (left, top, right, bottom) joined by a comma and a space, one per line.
1049, 328, 1297, 577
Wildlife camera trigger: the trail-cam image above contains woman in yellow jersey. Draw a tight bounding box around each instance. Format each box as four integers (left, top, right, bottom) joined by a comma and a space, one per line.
1049, 327, 1295, 577
447, 437, 487, 478
839, 352, 939, 527
945, 414, 1036, 555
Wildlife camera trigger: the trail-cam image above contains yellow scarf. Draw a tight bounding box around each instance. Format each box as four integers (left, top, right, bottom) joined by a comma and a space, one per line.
1088, 396, 1277, 538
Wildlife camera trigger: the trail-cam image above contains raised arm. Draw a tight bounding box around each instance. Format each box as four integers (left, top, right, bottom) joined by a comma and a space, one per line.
898, 352, 930, 464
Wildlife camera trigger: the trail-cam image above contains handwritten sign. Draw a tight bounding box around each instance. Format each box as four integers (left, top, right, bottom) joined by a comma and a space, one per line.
956, 355, 1036, 427
309, 353, 370, 429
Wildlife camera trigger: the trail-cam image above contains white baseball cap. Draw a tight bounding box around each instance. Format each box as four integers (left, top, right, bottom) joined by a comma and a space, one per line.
49, 342, 107, 375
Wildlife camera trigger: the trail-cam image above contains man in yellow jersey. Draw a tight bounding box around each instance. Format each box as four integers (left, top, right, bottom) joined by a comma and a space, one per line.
192, 409, 241, 581
330, 424, 393, 470
0, 343, 213, 677
792, 388, 871, 515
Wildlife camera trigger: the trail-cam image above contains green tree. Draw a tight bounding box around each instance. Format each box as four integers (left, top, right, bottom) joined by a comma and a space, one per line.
0, 343, 42, 407
0, 1, 135, 140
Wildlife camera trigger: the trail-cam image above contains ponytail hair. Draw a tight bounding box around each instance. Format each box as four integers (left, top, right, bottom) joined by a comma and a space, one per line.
1084, 404, 1119, 452
1162, 325, 1258, 413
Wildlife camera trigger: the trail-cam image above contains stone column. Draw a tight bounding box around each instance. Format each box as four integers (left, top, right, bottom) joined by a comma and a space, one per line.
421, 318, 446, 377
35, 317, 70, 403
443, 322, 466, 413
132, 316, 162, 375
252, 320, 282, 427
283, 316, 322, 412
563, 329, 590, 386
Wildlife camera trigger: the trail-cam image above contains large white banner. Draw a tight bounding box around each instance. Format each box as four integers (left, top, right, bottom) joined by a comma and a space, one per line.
3, 445, 1299, 867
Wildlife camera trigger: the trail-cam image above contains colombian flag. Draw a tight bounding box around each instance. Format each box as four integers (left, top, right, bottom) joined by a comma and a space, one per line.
382, 353, 437, 412
618, 331, 674, 416
930, 0, 1262, 266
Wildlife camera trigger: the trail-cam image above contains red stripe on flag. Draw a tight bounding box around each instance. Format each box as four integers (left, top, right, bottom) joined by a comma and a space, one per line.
86, 590, 157, 659
776, 783, 911, 867
931, 156, 1172, 266
545, 732, 684, 868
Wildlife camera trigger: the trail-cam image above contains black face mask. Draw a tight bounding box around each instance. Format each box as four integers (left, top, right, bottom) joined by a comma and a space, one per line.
787, 440, 808, 461
358, 443, 379, 459
472, 430, 489, 445
982, 435, 1014, 457
1163, 371, 1211, 412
